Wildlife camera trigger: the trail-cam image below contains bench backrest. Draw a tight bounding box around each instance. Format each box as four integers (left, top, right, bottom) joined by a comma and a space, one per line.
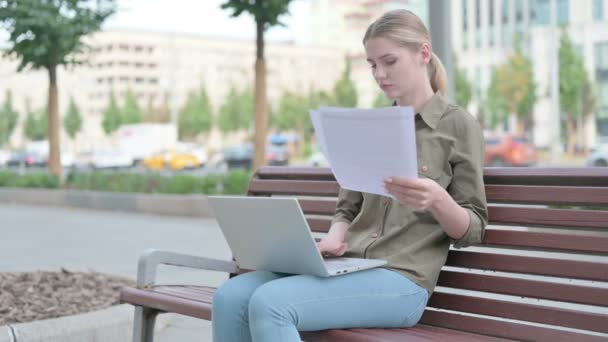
246, 166, 608, 342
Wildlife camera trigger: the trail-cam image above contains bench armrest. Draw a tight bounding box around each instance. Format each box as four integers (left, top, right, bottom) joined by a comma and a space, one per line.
136, 248, 239, 287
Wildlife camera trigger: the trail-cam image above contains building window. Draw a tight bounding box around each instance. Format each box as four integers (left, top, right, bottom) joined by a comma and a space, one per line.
489, 0, 496, 26
475, 0, 481, 28
557, 0, 569, 24
531, 0, 550, 25
502, 0, 510, 24
595, 42, 608, 128
594, 0, 604, 21
515, 0, 524, 22
463, 0, 468, 32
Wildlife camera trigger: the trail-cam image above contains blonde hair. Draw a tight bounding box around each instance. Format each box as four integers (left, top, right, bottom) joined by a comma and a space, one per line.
363, 9, 448, 96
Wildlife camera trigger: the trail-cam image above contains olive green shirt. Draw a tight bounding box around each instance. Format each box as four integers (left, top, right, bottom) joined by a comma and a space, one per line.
332, 93, 488, 294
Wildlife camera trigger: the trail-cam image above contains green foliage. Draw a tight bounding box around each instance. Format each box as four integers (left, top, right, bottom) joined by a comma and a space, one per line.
372, 92, 391, 108
218, 85, 253, 132
558, 28, 587, 121
484, 69, 509, 129
0, 90, 19, 146
121, 89, 143, 124
221, 0, 293, 29
271, 91, 310, 137
332, 58, 358, 107
63, 96, 82, 139
0, 0, 116, 72
102, 93, 121, 135
0, 171, 59, 188
23, 105, 48, 141
179, 84, 213, 140
454, 53, 473, 109
63, 170, 250, 194
494, 41, 536, 131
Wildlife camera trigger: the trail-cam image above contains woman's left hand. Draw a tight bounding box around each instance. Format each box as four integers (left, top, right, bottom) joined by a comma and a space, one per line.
383, 177, 445, 211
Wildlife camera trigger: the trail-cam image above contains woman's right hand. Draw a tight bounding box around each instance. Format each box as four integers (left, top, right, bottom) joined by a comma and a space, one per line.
317, 235, 348, 257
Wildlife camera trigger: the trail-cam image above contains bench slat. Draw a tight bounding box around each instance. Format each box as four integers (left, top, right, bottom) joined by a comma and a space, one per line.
483, 229, 608, 253
248, 179, 340, 196
488, 206, 608, 229
120, 286, 213, 320
446, 251, 608, 282
437, 271, 608, 306
421, 310, 607, 342
256, 166, 335, 180
298, 199, 337, 215
307, 217, 332, 233
428, 292, 608, 333
485, 185, 608, 205
483, 167, 608, 186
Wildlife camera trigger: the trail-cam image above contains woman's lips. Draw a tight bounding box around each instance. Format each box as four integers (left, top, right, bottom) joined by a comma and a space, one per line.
380, 84, 393, 90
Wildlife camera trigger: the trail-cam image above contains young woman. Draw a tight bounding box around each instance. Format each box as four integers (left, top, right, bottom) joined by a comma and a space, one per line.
212, 9, 487, 342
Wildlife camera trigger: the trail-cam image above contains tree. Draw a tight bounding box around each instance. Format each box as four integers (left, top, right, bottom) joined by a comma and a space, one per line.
332, 58, 358, 107
558, 28, 588, 154
63, 96, 82, 140
0, 0, 115, 179
579, 75, 597, 153
454, 53, 473, 109
102, 93, 121, 135
178, 84, 213, 141
145, 94, 171, 123
222, 0, 294, 170
483, 69, 509, 130
372, 92, 391, 108
218, 85, 253, 133
271, 91, 310, 140
494, 39, 536, 134
0, 90, 19, 147
121, 89, 143, 124
23, 102, 48, 141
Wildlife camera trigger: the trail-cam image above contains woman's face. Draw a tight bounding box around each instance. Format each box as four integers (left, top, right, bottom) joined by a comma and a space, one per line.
365, 36, 430, 101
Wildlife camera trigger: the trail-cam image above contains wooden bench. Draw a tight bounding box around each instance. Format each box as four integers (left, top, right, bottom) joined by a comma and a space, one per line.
120, 166, 608, 342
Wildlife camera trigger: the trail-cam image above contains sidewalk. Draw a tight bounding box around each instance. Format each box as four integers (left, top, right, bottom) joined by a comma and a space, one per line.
0, 203, 228, 341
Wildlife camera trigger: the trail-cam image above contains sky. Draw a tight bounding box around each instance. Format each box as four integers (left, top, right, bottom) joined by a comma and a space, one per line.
1, 0, 311, 46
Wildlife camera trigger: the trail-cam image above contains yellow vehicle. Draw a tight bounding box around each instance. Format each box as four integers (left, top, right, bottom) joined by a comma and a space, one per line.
143, 150, 202, 170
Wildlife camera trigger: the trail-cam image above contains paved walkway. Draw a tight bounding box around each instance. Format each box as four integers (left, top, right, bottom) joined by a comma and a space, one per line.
0, 203, 228, 341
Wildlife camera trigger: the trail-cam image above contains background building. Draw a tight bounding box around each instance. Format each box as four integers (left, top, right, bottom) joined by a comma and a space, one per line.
0, 29, 344, 150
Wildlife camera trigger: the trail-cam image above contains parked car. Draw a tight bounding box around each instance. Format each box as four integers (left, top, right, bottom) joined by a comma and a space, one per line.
484, 133, 538, 166
221, 144, 253, 169
266, 143, 289, 166
308, 150, 329, 167
6, 150, 47, 167
586, 143, 608, 166
90, 150, 134, 169
143, 150, 202, 170
0, 150, 10, 167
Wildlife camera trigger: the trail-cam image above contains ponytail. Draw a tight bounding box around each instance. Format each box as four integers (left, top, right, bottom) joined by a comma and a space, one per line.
428, 52, 448, 96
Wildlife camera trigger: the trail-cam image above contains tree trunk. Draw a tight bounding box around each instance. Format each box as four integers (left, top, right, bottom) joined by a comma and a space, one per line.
47, 65, 62, 181
253, 19, 268, 171
566, 118, 576, 155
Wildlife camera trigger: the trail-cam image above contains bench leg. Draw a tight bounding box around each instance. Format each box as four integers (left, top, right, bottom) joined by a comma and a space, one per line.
132, 307, 158, 342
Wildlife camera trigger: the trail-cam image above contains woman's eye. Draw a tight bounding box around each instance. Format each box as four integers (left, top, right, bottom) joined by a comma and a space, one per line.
370, 64, 377, 69
385, 60, 396, 66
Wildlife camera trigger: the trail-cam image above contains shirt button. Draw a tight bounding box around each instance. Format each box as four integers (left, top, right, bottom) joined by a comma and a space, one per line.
421, 165, 428, 172
371, 233, 378, 238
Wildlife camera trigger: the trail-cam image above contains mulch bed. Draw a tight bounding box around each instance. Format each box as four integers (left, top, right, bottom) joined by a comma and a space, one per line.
0, 269, 136, 325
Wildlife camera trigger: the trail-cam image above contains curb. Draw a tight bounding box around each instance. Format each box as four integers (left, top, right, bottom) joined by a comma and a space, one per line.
2, 304, 169, 342
0, 188, 215, 218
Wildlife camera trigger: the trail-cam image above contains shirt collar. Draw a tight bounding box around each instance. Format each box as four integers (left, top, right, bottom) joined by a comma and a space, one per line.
392, 92, 448, 130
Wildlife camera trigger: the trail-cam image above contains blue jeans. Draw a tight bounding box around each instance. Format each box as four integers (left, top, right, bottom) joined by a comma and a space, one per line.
211, 268, 429, 342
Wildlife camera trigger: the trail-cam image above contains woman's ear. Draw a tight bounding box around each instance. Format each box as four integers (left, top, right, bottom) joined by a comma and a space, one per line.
420, 43, 432, 65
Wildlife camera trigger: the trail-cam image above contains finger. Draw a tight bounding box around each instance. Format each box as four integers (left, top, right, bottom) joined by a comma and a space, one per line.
385, 177, 426, 190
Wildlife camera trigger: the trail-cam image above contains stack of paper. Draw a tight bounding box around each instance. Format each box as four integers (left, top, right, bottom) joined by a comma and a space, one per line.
309, 106, 418, 197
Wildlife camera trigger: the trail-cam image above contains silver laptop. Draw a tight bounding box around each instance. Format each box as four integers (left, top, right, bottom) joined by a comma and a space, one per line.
208, 196, 387, 277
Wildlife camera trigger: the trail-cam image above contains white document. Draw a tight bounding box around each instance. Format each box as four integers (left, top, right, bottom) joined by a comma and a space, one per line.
309, 106, 417, 197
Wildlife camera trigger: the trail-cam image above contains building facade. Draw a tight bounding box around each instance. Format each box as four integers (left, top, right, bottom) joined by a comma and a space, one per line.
0, 29, 344, 150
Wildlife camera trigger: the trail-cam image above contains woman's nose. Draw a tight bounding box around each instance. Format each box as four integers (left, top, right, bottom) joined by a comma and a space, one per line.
374, 66, 386, 79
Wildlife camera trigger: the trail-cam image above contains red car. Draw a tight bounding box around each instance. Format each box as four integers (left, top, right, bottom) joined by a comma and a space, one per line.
484, 133, 538, 166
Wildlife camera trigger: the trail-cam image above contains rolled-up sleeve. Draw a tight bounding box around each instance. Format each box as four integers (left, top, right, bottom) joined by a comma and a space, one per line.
447, 112, 488, 248
331, 188, 363, 226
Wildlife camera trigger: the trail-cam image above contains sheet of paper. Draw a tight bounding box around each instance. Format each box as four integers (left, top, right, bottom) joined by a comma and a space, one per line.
311, 106, 417, 197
